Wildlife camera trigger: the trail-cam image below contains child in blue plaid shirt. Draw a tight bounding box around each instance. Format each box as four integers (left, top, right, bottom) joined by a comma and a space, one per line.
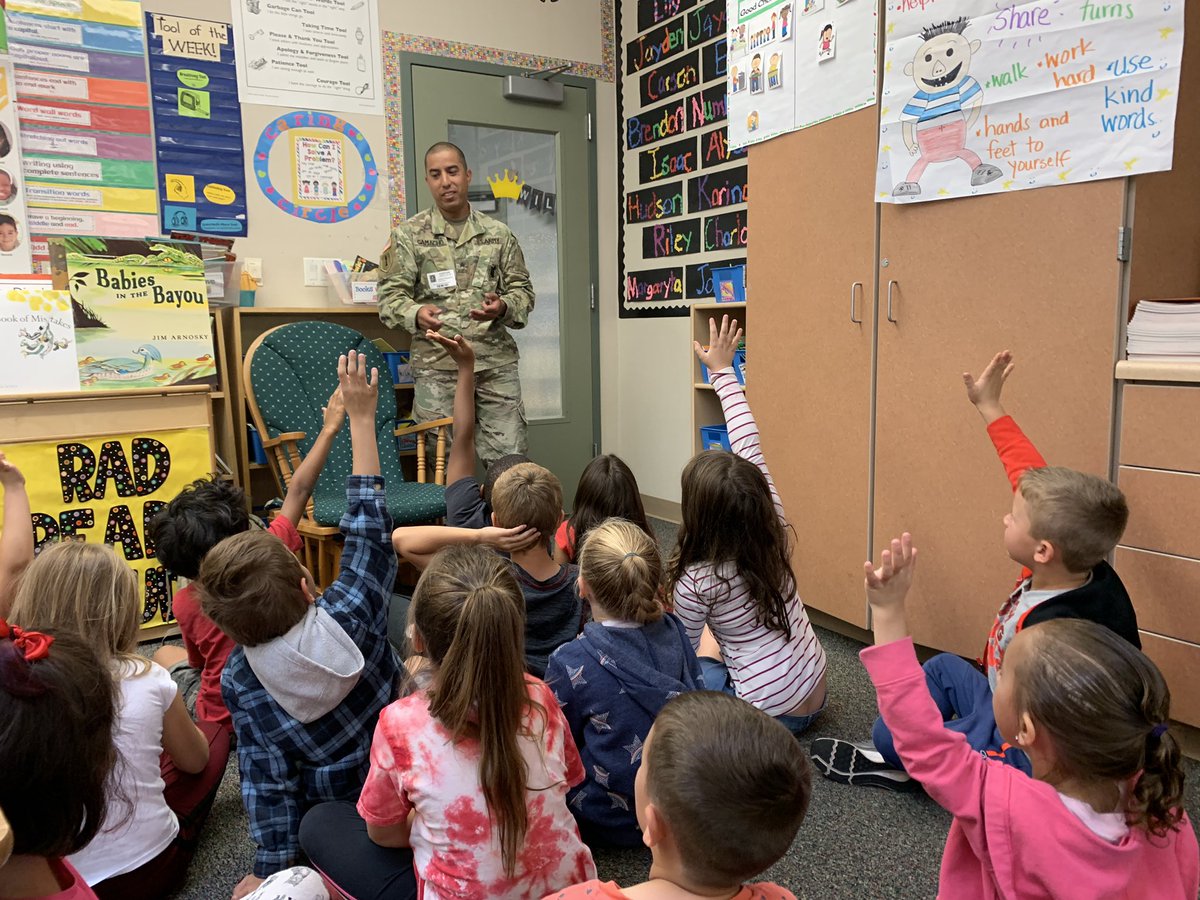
197, 351, 400, 900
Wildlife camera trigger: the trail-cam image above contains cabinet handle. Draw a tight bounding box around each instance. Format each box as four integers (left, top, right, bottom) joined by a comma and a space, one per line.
850, 282, 863, 324
886, 280, 898, 323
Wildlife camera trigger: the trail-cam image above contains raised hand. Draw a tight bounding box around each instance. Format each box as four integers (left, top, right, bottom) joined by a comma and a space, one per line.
426, 330, 476, 369
864, 532, 917, 613
338, 350, 379, 422
962, 350, 1013, 425
321, 387, 346, 435
0, 453, 24, 489
693, 314, 743, 375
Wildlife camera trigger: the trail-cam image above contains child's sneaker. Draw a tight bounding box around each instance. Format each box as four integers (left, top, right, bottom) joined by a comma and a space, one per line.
810, 737, 920, 792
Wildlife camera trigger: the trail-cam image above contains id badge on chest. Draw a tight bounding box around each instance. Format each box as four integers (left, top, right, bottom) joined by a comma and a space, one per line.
427, 269, 457, 290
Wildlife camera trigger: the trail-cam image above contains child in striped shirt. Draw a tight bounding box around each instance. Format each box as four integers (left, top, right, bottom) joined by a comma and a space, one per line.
667, 315, 828, 735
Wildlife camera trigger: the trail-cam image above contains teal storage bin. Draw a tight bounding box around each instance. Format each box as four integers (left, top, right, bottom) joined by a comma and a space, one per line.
699, 424, 731, 452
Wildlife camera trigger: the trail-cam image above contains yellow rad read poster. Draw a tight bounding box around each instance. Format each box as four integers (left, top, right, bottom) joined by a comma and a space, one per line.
49, 237, 217, 391
0, 426, 213, 627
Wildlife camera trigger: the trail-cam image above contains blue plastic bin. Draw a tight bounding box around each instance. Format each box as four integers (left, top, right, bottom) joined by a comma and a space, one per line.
396, 418, 418, 453
383, 351, 413, 385
712, 264, 746, 303
699, 424, 731, 452
247, 424, 268, 465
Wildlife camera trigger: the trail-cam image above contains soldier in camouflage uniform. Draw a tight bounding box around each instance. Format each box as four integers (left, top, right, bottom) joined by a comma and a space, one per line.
378, 142, 535, 467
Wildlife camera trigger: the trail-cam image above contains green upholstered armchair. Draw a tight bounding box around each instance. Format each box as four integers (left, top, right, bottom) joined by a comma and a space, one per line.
242, 320, 450, 587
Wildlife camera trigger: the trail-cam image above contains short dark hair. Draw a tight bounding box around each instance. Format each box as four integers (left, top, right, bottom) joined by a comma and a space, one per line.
647, 692, 811, 889
0, 214, 16, 229
483, 454, 532, 503
148, 476, 250, 579
920, 16, 970, 40
196, 530, 309, 646
0, 628, 118, 858
425, 141, 468, 169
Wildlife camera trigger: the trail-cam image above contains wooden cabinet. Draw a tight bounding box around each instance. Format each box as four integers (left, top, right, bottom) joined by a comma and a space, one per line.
746, 0, 1200, 662
748, 108, 878, 628
1114, 374, 1200, 726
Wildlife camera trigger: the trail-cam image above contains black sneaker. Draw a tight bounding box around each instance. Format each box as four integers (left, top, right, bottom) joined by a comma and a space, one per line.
810, 737, 920, 792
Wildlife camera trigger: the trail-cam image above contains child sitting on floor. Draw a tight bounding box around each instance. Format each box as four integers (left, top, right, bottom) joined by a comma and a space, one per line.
813, 350, 1139, 789
148, 387, 345, 733
196, 351, 399, 899
553, 455, 654, 565
301, 543, 595, 900
394, 452, 581, 677
9, 543, 229, 900
545, 690, 809, 900
546, 518, 703, 847
858, 532, 1197, 898
668, 315, 827, 735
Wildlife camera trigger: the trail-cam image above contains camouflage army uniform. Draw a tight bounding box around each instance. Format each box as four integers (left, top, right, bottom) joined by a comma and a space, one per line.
378, 206, 534, 466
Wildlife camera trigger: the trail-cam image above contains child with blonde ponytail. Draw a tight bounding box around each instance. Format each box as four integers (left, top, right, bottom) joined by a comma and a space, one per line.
545, 518, 704, 848
300, 544, 594, 900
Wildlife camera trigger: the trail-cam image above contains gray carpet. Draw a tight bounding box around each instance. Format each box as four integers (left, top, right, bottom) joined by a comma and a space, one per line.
166, 518, 1200, 899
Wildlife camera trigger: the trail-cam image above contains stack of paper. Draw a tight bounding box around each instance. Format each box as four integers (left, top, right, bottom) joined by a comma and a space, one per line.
1127, 302, 1200, 360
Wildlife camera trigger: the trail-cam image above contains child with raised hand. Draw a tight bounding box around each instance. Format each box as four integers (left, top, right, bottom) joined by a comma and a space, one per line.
197, 350, 400, 900
554, 455, 654, 565
300, 543, 595, 900
8, 542, 230, 900
394, 460, 581, 677
425, 329, 530, 529
148, 386, 346, 732
0, 452, 32, 614
546, 690, 809, 900
813, 350, 1138, 790
545, 518, 703, 847
860, 533, 1197, 899
668, 315, 827, 735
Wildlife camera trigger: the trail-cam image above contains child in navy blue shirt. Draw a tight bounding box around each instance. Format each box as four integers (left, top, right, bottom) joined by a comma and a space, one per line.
545, 518, 703, 847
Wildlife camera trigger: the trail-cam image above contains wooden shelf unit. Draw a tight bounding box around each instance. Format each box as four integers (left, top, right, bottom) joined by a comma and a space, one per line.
690, 302, 746, 457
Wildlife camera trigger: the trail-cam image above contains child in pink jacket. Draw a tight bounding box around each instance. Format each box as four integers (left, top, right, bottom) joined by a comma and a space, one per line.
861, 533, 1198, 900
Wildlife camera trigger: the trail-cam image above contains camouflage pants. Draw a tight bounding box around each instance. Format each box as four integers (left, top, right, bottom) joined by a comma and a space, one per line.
412, 362, 528, 469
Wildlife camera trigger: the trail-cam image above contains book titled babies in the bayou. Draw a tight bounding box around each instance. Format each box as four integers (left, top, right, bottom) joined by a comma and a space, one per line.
48, 237, 217, 392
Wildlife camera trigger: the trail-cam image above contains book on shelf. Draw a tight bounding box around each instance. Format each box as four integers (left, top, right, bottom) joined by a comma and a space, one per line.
1127, 300, 1200, 361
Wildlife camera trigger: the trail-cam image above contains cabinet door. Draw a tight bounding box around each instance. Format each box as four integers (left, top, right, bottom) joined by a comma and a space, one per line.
873, 181, 1124, 656
748, 107, 879, 627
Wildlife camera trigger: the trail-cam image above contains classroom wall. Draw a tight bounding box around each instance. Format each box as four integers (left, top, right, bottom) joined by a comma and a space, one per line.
137, 0, 654, 495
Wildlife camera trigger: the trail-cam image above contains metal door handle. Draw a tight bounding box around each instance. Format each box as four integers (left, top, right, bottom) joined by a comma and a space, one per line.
886, 280, 898, 323
850, 282, 863, 324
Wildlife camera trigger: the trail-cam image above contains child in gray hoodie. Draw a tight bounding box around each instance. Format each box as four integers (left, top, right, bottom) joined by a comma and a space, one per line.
545, 518, 704, 848
197, 351, 399, 898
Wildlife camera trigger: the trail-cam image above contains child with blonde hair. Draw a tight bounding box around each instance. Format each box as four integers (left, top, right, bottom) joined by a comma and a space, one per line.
859, 533, 1197, 898
301, 544, 595, 900
668, 315, 827, 734
546, 518, 703, 847
9, 542, 230, 900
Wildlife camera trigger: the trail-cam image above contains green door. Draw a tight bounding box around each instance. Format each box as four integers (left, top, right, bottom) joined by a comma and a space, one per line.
403, 58, 599, 501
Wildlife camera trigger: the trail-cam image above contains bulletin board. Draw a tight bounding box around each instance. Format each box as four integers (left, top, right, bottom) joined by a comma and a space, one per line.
8, 0, 159, 259
618, 0, 748, 318
144, 13, 248, 236
0, 391, 214, 626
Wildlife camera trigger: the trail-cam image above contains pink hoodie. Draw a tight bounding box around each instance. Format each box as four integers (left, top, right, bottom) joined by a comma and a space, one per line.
864, 639, 1199, 899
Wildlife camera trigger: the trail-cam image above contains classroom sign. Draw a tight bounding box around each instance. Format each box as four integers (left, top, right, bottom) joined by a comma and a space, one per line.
0, 427, 213, 626
725, 0, 878, 150
875, 0, 1185, 203
144, 13, 248, 237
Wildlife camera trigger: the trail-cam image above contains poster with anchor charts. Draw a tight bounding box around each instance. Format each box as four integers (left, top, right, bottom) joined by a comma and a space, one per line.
875, 0, 1185, 204
0, 426, 214, 626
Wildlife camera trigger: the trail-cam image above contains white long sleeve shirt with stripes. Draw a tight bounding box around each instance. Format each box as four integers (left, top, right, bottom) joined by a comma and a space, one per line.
672, 367, 827, 717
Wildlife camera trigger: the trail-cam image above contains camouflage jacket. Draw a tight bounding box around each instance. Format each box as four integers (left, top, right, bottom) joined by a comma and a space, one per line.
378, 206, 534, 372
